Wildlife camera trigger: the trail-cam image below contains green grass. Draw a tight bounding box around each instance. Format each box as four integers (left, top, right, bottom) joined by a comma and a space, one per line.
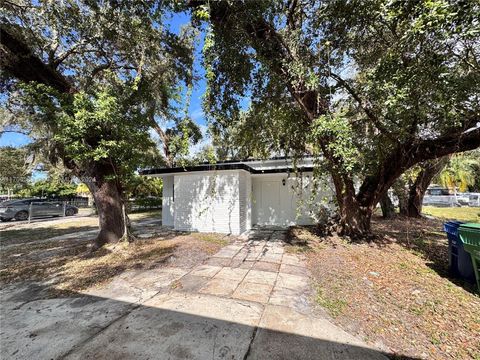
315, 286, 348, 317
193, 233, 229, 246
422, 206, 480, 223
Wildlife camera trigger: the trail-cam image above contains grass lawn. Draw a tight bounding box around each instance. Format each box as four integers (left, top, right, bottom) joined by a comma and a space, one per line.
288, 216, 480, 360
422, 206, 480, 223
0, 220, 99, 246
0, 210, 162, 246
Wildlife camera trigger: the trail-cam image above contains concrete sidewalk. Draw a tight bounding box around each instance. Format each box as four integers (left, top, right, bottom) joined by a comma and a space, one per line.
1, 228, 388, 359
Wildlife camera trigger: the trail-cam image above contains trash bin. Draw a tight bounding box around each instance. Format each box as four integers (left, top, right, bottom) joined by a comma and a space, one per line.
443, 221, 475, 281
458, 223, 480, 292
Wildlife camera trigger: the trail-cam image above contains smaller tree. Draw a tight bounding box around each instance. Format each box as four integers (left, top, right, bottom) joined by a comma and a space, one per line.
18, 178, 77, 198
467, 150, 480, 192
393, 157, 450, 218
76, 183, 90, 195
438, 154, 478, 198
0, 146, 32, 194
124, 175, 163, 199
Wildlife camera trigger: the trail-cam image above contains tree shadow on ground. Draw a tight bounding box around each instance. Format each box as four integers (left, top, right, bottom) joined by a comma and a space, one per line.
1, 282, 422, 360
0, 230, 185, 294
0, 224, 99, 246
371, 216, 477, 294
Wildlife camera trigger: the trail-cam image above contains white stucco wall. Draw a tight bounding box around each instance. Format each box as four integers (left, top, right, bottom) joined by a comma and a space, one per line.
252, 174, 334, 226
160, 169, 333, 233
162, 176, 174, 226
173, 170, 247, 235
238, 171, 252, 234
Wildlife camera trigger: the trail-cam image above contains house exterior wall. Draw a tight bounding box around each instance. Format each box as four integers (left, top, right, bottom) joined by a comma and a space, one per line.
173, 170, 245, 234
252, 174, 333, 226
238, 171, 252, 234
162, 176, 174, 226
159, 169, 333, 233
246, 173, 252, 231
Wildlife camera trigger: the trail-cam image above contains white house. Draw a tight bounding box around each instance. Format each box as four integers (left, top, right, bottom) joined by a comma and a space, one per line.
141, 157, 334, 235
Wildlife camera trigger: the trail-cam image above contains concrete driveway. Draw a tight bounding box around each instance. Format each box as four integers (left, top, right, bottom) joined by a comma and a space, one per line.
1, 228, 388, 360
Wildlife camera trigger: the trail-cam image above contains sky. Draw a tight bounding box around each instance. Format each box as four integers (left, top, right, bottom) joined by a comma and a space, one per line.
0, 10, 210, 150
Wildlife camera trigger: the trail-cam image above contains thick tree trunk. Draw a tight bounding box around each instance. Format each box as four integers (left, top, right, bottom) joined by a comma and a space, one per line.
380, 192, 395, 219
405, 157, 449, 217
331, 174, 372, 238
392, 179, 408, 215
92, 181, 124, 248
392, 157, 449, 217
85, 167, 126, 249
338, 201, 372, 238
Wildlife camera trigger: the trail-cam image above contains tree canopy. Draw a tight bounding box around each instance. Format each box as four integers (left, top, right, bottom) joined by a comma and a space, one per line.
438, 152, 479, 192
0, 146, 31, 193
2, 0, 479, 242
1, 0, 198, 246
188, 0, 480, 236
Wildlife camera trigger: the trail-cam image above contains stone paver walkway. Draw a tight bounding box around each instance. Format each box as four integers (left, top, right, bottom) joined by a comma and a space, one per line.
1, 227, 388, 359
182, 228, 312, 312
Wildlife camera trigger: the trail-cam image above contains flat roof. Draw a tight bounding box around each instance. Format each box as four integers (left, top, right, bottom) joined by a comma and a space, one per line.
140, 157, 315, 176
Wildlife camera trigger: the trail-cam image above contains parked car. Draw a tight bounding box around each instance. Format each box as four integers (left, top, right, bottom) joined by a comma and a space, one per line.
423, 195, 462, 207
467, 193, 480, 207
426, 186, 450, 196
0, 199, 78, 221
424, 186, 472, 207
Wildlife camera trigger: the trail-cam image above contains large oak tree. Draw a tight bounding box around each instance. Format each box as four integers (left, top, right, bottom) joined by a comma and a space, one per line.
1, 0, 197, 248
188, 0, 480, 237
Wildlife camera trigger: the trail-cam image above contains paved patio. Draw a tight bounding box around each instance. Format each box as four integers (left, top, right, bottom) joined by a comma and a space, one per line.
1, 227, 388, 359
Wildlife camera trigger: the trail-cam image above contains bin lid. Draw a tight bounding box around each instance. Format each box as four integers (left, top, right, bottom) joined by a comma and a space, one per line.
459, 223, 480, 230
443, 220, 465, 228
445, 220, 465, 226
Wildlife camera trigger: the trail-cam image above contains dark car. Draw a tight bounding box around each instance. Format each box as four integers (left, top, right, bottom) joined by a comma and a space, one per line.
0, 199, 78, 221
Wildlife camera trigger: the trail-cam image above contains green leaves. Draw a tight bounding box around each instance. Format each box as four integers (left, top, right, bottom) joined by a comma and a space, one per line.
19, 78, 154, 181
310, 114, 360, 174
438, 153, 479, 192
193, 5, 210, 21
2, 0, 197, 168
18, 178, 77, 198
0, 147, 31, 192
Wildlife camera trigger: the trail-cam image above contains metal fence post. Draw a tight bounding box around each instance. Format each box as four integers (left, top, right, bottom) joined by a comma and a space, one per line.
63, 201, 66, 217
28, 202, 32, 223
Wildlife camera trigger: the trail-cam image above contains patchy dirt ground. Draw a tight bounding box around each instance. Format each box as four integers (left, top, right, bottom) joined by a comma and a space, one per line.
287, 216, 480, 360
0, 210, 161, 245
0, 221, 230, 297
1, 227, 390, 360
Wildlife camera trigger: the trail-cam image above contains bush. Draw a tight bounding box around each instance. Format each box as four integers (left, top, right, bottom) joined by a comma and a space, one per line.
128, 197, 162, 212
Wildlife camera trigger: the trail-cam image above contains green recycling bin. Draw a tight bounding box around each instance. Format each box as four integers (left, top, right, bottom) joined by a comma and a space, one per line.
458, 223, 480, 293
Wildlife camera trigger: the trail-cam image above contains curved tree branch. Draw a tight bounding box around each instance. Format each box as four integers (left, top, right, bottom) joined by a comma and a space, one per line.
1, 25, 76, 94
356, 126, 480, 208
330, 72, 397, 141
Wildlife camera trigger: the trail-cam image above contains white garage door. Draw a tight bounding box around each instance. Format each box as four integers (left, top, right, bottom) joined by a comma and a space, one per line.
258, 181, 282, 225
253, 178, 297, 226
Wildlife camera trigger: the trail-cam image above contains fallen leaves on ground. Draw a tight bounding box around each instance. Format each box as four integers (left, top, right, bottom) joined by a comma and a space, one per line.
0, 230, 230, 296
288, 216, 480, 360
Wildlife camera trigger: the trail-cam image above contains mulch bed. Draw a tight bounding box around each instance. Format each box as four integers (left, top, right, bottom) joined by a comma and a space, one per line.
288, 216, 480, 360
